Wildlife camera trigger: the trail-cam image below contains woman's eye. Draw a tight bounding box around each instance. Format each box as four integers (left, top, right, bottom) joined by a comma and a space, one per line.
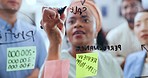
123, 6, 128, 10
135, 23, 140, 27
83, 19, 90, 23
68, 20, 75, 24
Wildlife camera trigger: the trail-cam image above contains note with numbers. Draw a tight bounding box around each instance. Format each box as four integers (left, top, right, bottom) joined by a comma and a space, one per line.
7, 46, 36, 71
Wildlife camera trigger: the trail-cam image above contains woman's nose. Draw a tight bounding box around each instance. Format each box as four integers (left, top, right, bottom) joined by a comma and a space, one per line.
74, 21, 83, 28
140, 22, 148, 32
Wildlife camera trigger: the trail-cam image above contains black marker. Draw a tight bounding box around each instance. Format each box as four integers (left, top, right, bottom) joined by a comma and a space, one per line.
40, 6, 67, 29
58, 6, 67, 15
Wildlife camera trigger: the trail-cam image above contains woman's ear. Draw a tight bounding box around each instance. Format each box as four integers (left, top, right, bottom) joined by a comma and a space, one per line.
67, 37, 69, 42
65, 29, 70, 43
95, 31, 98, 38
96, 25, 101, 38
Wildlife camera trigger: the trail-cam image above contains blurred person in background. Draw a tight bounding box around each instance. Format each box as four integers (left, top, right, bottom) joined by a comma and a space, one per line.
124, 9, 148, 78
106, 0, 143, 69
0, 0, 47, 78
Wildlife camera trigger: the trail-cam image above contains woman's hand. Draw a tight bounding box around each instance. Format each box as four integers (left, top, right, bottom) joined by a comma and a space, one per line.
41, 7, 66, 60
41, 7, 65, 45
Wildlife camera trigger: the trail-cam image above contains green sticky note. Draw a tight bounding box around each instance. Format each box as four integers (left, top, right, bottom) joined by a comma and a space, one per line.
7, 46, 36, 71
76, 52, 98, 78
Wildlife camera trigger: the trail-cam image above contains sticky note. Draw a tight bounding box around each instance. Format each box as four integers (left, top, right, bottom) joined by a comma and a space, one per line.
7, 46, 36, 71
44, 60, 70, 78
76, 52, 98, 78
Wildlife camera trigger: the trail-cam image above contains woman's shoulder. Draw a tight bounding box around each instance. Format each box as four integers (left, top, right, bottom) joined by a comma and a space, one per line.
124, 51, 146, 67
60, 50, 72, 59
126, 51, 146, 61
97, 51, 121, 68
97, 51, 120, 67
97, 51, 123, 78
98, 51, 115, 61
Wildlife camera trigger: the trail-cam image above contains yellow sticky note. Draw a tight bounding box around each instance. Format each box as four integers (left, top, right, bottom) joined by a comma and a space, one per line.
76, 52, 98, 78
7, 46, 36, 71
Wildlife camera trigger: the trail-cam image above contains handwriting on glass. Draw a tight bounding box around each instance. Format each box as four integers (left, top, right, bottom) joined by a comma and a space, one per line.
70, 6, 87, 15
70, 0, 87, 15
76, 45, 122, 52
141, 44, 148, 51
81, 0, 86, 5
0, 29, 35, 45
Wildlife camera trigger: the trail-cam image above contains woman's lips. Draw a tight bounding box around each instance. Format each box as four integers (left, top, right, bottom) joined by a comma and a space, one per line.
141, 34, 148, 38
72, 30, 85, 38
73, 30, 85, 35
8, 1, 18, 6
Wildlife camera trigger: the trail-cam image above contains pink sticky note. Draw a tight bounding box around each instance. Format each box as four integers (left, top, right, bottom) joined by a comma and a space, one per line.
44, 59, 70, 78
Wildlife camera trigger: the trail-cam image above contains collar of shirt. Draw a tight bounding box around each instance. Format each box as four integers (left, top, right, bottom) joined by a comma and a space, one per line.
0, 17, 19, 31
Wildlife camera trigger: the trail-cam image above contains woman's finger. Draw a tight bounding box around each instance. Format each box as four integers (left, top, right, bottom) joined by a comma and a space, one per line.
43, 8, 56, 21
60, 13, 66, 21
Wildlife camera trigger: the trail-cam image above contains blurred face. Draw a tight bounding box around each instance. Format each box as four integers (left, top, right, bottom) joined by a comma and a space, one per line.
66, 3, 99, 47
0, 0, 22, 13
121, 0, 142, 28
134, 12, 148, 44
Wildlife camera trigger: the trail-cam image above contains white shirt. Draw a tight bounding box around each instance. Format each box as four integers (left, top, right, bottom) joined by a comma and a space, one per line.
61, 50, 123, 78
106, 21, 141, 57
142, 63, 148, 76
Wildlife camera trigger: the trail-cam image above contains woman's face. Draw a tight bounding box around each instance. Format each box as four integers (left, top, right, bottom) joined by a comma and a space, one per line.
66, 3, 99, 46
134, 12, 148, 44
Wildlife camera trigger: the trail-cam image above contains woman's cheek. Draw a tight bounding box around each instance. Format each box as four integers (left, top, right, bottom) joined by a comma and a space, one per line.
67, 30, 73, 41
135, 29, 140, 39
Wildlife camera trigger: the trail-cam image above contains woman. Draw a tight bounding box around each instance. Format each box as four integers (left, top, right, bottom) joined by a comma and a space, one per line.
124, 10, 148, 78
40, 0, 123, 78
